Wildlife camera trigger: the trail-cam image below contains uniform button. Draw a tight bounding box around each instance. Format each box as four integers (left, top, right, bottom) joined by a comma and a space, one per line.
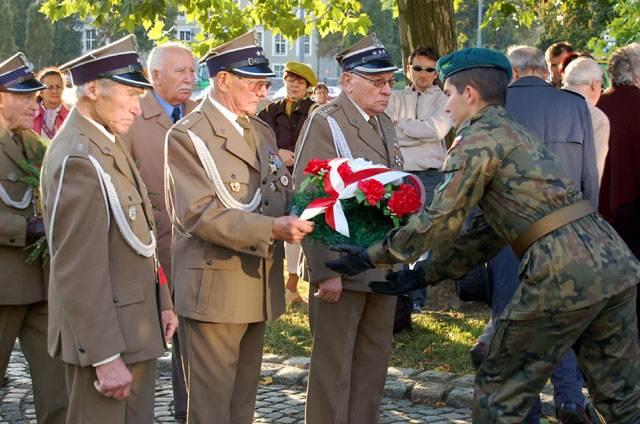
231, 174, 236, 179
250, 246, 257, 252
264, 201, 269, 206
113, 297, 119, 304
262, 178, 267, 185
128, 196, 133, 201
206, 259, 212, 265
9, 238, 15, 244
78, 348, 86, 353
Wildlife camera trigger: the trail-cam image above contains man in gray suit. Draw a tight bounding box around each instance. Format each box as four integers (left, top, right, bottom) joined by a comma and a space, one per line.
476, 45, 599, 423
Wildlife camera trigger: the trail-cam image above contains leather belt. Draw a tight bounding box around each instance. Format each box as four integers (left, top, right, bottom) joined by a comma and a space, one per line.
511, 200, 593, 258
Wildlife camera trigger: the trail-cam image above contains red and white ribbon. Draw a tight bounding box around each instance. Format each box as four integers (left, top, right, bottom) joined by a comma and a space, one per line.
299, 158, 425, 237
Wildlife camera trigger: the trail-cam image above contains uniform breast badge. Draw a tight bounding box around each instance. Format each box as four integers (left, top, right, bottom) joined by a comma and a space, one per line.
229, 182, 241, 192
268, 150, 283, 175
280, 175, 289, 187
128, 206, 137, 221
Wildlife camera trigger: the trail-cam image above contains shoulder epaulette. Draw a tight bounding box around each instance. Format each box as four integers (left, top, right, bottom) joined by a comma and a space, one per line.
315, 102, 340, 119
66, 133, 91, 158
173, 108, 205, 133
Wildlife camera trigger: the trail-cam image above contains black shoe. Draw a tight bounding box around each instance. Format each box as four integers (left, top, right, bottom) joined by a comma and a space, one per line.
557, 402, 591, 424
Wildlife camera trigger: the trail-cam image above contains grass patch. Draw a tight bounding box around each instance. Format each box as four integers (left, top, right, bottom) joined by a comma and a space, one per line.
264, 280, 489, 375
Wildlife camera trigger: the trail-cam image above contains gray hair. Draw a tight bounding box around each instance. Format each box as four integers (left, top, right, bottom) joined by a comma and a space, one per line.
608, 42, 640, 86
506, 45, 547, 73
147, 42, 194, 82
75, 79, 115, 99
563, 57, 602, 86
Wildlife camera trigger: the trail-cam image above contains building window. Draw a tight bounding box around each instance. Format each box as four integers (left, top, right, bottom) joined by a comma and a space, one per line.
273, 34, 287, 56
178, 29, 193, 42
85, 29, 97, 51
255, 30, 263, 47
272, 64, 285, 78
178, 11, 186, 17
303, 35, 311, 55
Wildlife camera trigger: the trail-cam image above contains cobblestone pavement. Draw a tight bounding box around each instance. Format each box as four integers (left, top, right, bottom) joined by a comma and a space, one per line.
1, 347, 474, 424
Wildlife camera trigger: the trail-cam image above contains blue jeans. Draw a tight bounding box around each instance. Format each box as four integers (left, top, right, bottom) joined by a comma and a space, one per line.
488, 247, 586, 422
409, 169, 443, 308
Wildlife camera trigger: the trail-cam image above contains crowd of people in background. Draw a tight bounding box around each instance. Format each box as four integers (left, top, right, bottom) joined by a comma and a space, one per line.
0, 26, 639, 424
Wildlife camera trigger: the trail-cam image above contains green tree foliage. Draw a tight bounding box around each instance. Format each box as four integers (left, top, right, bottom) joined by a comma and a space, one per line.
51, 17, 83, 65
25, 1, 54, 69
40, 0, 373, 56
0, 1, 18, 59
8, 0, 28, 50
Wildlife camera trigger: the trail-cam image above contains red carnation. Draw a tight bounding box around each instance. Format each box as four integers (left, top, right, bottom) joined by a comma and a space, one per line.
304, 158, 330, 175
387, 183, 422, 217
357, 178, 386, 206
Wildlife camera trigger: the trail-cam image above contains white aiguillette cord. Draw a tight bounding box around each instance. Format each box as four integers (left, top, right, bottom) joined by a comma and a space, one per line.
0, 182, 32, 209
187, 129, 262, 212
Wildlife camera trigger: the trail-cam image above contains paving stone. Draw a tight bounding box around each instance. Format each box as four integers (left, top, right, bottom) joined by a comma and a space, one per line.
415, 370, 456, 383
446, 387, 474, 409
451, 374, 475, 388
282, 357, 310, 369
384, 378, 411, 399
411, 382, 451, 405
262, 353, 285, 363
272, 366, 307, 386
386, 367, 419, 378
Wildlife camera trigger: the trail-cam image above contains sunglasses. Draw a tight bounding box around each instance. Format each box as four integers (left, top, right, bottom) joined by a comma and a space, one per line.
352, 72, 397, 89
412, 65, 436, 73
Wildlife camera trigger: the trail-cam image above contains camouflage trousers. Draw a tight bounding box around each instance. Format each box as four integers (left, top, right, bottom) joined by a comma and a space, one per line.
473, 286, 640, 423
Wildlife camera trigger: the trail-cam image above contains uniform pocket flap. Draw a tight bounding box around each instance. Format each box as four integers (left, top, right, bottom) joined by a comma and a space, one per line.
112, 283, 145, 307
119, 190, 143, 207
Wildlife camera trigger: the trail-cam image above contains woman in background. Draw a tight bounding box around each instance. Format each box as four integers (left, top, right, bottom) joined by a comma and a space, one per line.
33, 68, 69, 140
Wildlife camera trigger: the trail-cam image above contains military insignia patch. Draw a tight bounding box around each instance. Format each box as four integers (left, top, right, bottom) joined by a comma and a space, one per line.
128, 206, 137, 221
229, 182, 241, 192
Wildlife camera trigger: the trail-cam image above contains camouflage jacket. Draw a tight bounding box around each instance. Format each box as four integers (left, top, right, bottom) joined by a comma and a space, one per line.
369, 105, 640, 318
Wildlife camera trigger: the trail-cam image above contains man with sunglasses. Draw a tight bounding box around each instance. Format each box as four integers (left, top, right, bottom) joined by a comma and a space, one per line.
164, 31, 313, 423
385, 46, 452, 313
293, 33, 403, 423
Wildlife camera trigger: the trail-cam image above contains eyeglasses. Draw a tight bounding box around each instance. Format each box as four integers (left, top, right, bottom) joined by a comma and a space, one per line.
352, 72, 397, 89
231, 74, 272, 92
411, 65, 436, 73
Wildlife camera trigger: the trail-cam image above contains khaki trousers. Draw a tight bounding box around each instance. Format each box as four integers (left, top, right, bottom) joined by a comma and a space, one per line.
180, 318, 266, 424
64, 359, 156, 424
0, 301, 68, 423
305, 288, 396, 424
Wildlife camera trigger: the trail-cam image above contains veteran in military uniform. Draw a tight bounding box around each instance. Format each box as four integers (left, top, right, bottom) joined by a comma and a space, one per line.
327, 48, 640, 423
0, 52, 68, 423
120, 41, 197, 420
164, 31, 313, 424
40, 36, 177, 423
292, 34, 404, 423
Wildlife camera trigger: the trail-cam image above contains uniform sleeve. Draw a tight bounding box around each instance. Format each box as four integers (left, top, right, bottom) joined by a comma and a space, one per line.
47, 157, 125, 366
165, 128, 275, 258
368, 140, 501, 269
0, 212, 27, 247
293, 114, 343, 284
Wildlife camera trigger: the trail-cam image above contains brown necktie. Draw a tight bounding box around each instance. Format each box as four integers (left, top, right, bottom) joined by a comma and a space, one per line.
236, 116, 257, 155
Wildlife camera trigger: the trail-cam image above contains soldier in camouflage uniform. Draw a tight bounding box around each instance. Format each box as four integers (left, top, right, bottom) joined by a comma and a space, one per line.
326, 48, 640, 423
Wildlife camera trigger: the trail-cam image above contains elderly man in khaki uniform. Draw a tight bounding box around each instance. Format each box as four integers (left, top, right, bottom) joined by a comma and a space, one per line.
292, 33, 403, 423
40, 35, 177, 423
0, 52, 68, 423
164, 31, 313, 424
121, 41, 197, 421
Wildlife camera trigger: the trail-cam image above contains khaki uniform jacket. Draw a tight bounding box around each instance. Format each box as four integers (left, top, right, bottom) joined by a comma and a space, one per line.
121, 92, 197, 282
0, 126, 47, 305
165, 96, 290, 324
293, 92, 403, 291
41, 109, 172, 367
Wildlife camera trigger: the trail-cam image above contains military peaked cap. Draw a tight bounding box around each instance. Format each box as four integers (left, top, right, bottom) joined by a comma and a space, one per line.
436, 47, 513, 82
60, 35, 151, 88
335, 33, 397, 74
0, 53, 46, 93
200, 31, 275, 78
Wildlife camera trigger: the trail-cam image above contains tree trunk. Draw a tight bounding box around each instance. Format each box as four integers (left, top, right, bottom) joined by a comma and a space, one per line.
398, 0, 456, 65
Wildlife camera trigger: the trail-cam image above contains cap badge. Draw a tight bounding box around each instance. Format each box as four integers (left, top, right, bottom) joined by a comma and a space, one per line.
229, 182, 241, 192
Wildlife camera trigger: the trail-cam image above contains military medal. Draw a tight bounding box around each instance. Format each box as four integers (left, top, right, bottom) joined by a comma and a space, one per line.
268, 150, 283, 175
280, 175, 289, 187
128, 206, 137, 221
229, 182, 241, 192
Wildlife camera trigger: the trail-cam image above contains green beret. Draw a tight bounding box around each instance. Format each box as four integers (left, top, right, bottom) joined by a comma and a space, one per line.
285, 61, 318, 87
436, 47, 512, 82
